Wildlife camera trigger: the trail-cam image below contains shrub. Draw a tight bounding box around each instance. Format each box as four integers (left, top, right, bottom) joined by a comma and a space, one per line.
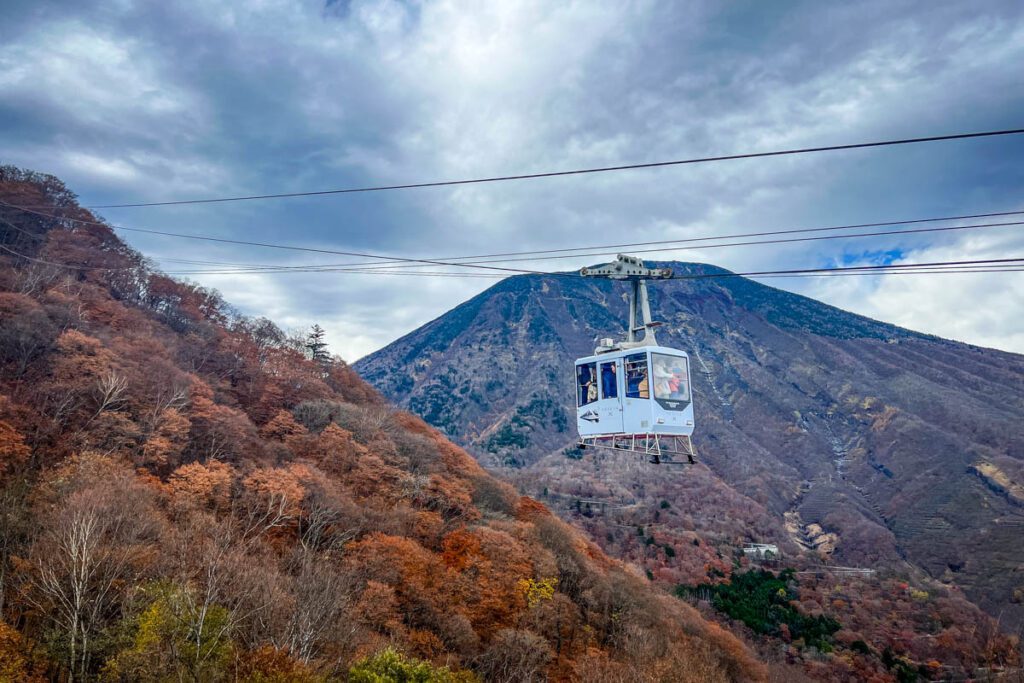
348, 646, 477, 682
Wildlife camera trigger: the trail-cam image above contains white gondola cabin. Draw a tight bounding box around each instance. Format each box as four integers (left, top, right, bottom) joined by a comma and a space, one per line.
574, 255, 696, 464
575, 346, 694, 438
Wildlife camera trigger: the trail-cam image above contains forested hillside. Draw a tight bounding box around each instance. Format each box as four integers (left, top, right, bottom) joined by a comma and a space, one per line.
0, 167, 766, 681
357, 245, 1024, 678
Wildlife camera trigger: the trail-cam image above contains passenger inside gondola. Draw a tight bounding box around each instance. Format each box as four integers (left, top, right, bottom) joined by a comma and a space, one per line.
577, 363, 598, 406
652, 354, 690, 401
625, 354, 649, 399
670, 364, 689, 400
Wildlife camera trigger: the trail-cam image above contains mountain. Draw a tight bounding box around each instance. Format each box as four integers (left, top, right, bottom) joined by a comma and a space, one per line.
355, 261, 1024, 636
0, 167, 766, 681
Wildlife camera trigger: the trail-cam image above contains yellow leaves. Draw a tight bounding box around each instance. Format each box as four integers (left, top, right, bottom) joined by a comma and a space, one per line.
42, 451, 128, 497
517, 577, 558, 609
910, 589, 929, 602
349, 646, 479, 683
104, 582, 235, 682
0, 621, 45, 682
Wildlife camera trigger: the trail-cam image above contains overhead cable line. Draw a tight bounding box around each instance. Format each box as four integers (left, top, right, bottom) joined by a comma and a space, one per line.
669, 257, 1024, 281
0, 243, 120, 272
3, 227, 1021, 283
28, 127, 1024, 209
156, 258, 1024, 280
0, 200, 545, 277
159, 264, 1024, 279
312, 210, 1024, 269
750, 266, 1024, 279
5, 199, 1024, 275
7, 202, 1024, 286
133, 209, 1024, 274
135, 218, 1024, 276
193, 218, 1024, 274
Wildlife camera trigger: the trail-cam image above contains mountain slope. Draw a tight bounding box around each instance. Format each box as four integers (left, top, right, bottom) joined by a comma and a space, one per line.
0, 167, 766, 681
356, 262, 1024, 633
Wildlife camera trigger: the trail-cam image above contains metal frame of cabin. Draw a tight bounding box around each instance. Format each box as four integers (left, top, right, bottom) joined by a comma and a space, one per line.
578, 432, 696, 465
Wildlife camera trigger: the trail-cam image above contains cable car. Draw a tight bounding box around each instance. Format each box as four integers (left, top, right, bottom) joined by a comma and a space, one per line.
575, 255, 696, 464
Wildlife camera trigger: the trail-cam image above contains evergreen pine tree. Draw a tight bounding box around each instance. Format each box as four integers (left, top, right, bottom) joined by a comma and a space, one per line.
305, 324, 330, 363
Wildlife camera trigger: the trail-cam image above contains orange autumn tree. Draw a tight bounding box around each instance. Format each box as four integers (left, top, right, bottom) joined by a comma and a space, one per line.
0, 420, 30, 476
166, 460, 236, 513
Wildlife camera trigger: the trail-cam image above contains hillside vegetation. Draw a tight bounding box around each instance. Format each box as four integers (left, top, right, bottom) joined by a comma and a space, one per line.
0, 167, 765, 681
356, 230, 1024, 678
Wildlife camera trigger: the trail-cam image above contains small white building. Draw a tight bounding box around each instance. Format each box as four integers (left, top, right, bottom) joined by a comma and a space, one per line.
743, 543, 781, 561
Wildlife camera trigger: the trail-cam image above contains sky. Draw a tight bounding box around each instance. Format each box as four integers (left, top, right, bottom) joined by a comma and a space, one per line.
2, 0, 1023, 360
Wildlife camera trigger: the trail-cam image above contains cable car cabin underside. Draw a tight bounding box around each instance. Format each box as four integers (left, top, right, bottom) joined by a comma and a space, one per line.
575, 345, 696, 465
578, 433, 696, 466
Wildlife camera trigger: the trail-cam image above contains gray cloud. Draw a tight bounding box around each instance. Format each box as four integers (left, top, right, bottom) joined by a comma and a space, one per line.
2, 0, 1023, 359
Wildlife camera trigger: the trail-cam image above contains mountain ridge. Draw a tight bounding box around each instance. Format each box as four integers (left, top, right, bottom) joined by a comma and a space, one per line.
355, 259, 1024, 640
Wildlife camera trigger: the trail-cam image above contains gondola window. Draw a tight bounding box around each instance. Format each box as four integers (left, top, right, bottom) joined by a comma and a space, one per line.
625, 353, 649, 399
577, 362, 598, 406
652, 353, 690, 402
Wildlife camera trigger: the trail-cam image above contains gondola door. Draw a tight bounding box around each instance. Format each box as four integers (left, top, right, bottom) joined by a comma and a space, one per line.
595, 359, 624, 434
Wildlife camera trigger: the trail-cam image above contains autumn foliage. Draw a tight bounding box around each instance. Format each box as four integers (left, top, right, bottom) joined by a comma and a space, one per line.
0, 167, 765, 680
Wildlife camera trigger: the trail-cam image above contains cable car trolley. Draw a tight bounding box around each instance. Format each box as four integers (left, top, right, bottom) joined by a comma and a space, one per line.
575, 255, 695, 465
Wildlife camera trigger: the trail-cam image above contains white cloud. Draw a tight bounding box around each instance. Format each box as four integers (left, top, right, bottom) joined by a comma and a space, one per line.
811, 229, 1024, 353
3, 0, 1023, 356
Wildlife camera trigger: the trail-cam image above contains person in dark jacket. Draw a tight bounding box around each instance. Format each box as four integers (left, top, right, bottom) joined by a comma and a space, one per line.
601, 362, 617, 399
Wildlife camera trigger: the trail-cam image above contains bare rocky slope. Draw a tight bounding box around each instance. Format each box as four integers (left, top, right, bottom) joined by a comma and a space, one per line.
356, 264, 1024, 632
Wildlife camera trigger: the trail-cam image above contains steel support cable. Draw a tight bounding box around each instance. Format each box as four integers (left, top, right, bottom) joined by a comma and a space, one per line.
160, 259, 1024, 279
7, 198, 1024, 275
751, 267, 1024, 279
146, 216, 1024, 274
0, 243, 124, 272
3, 230, 1022, 282
154, 218, 1024, 275
0, 238, 505, 278
160, 265, 1024, 279
6, 201, 1024, 285
163, 269, 509, 278
669, 257, 1024, 281
285, 209, 1024, 270
35, 127, 1024, 209
0, 201, 546, 277
141, 212, 1024, 273
0, 215, 512, 278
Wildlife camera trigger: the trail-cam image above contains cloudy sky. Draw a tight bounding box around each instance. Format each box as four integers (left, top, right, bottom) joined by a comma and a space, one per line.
2, 0, 1023, 360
